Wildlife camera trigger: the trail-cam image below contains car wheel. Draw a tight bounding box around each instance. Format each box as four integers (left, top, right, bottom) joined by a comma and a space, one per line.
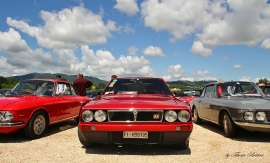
23, 111, 47, 139
193, 107, 202, 124
77, 128, 95, 148
223, 112, 236, 138
75, 117, 80, 125
175, 140, 189, 150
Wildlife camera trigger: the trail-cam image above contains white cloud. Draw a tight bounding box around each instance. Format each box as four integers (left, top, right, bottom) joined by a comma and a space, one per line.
194, 70, 209, 77
190, 41, 212, 57
114, 0, 139, 16
222, 56, 229, 60
7, 5, 118, 49
162, 64, 185, 81
81, 46, 154, 79
123, 24, 135, 33
143, 46, 165, 57
0, 28, 29, 53
128, 46, 138, 55
233, 64, 242, 68
261, 38, 270, 49
239, 76, 251, 82
141, 0, 270, 56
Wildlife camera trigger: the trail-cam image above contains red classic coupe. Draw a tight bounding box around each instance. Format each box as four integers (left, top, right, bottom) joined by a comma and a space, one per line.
178, 89, 202, 106
78, 77, 193, 150
0, 79, 90, 139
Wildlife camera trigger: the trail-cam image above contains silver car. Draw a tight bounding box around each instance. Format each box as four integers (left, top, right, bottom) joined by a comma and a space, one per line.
190, 81, 270, 138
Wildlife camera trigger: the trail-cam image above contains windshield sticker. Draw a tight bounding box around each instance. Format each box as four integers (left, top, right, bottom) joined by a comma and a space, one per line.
109, 82, 116, 87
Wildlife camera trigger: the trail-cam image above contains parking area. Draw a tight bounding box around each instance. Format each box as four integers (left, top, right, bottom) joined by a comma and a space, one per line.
0, 120, 269, 163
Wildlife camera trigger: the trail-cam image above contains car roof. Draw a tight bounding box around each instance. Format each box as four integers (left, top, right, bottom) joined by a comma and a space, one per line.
114, 77, 163, 79
206, 81, 253, 86
22, 79, 71, 84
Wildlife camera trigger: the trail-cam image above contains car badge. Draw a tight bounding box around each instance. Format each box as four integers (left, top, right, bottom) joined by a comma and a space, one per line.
133, 110, 138, 121
153, 114, 160, 119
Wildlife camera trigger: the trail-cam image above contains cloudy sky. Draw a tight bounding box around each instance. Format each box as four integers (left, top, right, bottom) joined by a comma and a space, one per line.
0, 0, 270, 82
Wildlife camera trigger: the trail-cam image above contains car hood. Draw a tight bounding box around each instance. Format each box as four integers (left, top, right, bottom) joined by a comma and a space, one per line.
238, 98, 270, 110
85, 95, 188, 109
0, 96, 38, 109
222, 97, 270, 110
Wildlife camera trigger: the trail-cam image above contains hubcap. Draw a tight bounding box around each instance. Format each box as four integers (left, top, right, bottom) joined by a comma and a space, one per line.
33, 115, 46, 135
194, 109, 198, 120
224, 116, 228, 132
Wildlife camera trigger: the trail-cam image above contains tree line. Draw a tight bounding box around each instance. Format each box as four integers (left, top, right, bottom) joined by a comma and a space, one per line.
0, 76, 106, 90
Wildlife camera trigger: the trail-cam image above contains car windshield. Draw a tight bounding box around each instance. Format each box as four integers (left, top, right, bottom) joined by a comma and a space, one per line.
102, 78, 172, 96
217, 82, 265, 97
10, 80, 54, 96
182, 90, 202, 96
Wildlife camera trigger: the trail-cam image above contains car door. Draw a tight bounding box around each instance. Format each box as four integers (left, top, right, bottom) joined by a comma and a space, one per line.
211, 85, 225, 123
197, 85, 215, 120
54, 82, 82, 121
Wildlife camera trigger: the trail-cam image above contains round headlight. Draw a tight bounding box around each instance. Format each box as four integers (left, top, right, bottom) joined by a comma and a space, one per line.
94, 110, 107, 122
82, 110, 93, 122
4, 111, 14, 121
164, 110, 177, 122
256, 112, 266, 121
178, 110, 190, 122
243, 111, 254, 121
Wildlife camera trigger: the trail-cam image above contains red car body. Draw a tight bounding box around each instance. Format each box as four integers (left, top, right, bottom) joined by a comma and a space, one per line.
0, 79, 90, 139
178, 89, 202, 106
78, 77, 193, 150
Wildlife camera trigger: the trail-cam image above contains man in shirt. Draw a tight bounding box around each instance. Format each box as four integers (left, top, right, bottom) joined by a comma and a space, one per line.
55, 75, 67, 96
73, 72, 93, 96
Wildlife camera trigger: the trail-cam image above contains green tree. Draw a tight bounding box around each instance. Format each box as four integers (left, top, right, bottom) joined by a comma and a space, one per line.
257, 78, 269, 85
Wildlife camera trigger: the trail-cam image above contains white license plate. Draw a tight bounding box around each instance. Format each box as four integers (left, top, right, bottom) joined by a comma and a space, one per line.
123, 131, 148, 139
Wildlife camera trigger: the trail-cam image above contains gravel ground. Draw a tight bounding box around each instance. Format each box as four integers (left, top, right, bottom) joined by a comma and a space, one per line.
0, 120, 269, 163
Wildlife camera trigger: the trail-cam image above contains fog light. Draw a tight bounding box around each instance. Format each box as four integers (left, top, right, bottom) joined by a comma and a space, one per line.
175, 126, 181, 130
91, 126, 96, 130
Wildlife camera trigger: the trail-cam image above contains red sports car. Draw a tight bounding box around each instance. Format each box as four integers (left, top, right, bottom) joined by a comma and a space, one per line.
0, 79, 90, 139
78, 77, 193, 150
178, 89, 202, 106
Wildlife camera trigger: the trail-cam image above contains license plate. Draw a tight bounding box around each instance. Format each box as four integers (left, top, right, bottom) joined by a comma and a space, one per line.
123, 131, 148, 139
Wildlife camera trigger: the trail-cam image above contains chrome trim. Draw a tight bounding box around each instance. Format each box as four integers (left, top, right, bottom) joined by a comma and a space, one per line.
107, 110, 164, 122
50, 115, 78, 124
133, 110, 138, 122
234, 121, 270, 129
0, 121, 25, 127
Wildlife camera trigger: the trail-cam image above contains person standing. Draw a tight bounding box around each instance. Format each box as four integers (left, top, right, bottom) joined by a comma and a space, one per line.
55, 75, 67, 96
73, 72, 93, 96
56, 75, 61, 80
111, 75, 117, 80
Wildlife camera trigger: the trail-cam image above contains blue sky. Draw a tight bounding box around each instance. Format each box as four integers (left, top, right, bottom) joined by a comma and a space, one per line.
0, 0, 270, 82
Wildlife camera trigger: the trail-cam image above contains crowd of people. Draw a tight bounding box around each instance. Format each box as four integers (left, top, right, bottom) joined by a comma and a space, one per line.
55, 73, 117, 97
55, 73, 94, 96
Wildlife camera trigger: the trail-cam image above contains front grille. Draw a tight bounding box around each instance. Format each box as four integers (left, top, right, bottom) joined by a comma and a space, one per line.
265, 111, 270, 121
108, 110, 163, 122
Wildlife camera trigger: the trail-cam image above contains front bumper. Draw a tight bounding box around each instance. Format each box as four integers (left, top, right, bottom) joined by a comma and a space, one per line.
0, 122, 25, 134
234, 121, 270, 132
79, 122, 193, 144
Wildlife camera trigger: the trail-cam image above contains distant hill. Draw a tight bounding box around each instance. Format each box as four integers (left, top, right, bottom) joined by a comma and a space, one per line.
166, 80, 217, 89
7, 73, 108, 85
6, 73, 216, 88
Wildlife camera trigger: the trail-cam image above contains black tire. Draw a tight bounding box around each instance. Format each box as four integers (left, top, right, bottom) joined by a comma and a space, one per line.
23, 111, 47, 139
223, 112, 236, 138
75, 117, 80, 125
175, 140, 189, 150
77, 128, 95, 148
193, 107, 202, 124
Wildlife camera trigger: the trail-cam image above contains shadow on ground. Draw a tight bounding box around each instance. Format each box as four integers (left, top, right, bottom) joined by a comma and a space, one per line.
0, 120, 77, 143
83, 144, 191, 155
195, 121, 270, 142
